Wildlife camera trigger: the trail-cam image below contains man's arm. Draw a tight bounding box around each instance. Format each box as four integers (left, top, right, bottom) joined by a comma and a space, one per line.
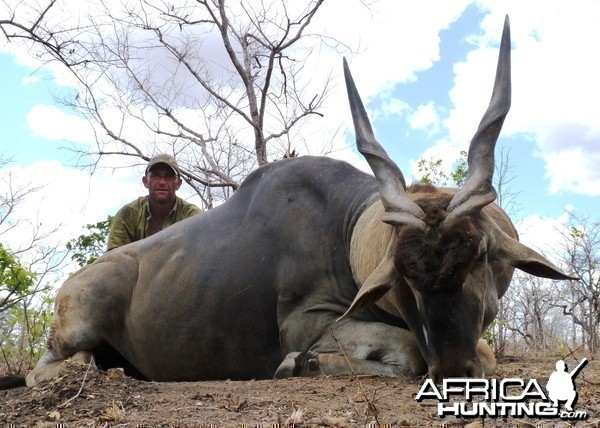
178, 199, 202, 220
107, 208, 137, 251
186, 204, 202, 218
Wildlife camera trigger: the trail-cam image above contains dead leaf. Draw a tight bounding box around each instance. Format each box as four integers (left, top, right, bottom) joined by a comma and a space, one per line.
323, 415, 349, 427
46, 410, 60, 421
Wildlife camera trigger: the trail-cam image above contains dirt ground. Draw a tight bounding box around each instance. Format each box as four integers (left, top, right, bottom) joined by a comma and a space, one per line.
2, 354, 600, 427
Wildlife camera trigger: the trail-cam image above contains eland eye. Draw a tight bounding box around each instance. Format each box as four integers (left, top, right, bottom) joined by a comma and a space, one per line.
476, 251, 487, 264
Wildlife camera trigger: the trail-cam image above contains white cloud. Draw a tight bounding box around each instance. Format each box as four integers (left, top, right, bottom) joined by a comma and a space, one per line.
1, 161, 138, 251
445, 46, 499, 148
515, 212, 570, 266
28, 105, 94, 143
407, 139, 463, 182
3, 0, 474, 174
381, 98, 410, 119
299, 0, 475, 172
22, 75, 41, 85
408, 101, 441, 133
316, 0, 472, 99
368, 97, 410, 124
545, 148, 600, 196
442, 0, 600, 196
3, 0, 598, 275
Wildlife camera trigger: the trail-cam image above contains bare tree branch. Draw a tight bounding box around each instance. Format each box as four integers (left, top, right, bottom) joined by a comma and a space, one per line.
1, 0, 341, 208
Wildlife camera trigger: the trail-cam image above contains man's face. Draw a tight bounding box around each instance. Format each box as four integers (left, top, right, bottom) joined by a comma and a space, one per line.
142, 163, 182, 206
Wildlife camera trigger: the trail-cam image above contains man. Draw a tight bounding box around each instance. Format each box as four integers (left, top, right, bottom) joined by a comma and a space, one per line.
546, 359, 583, 412
107, 154, 201, 251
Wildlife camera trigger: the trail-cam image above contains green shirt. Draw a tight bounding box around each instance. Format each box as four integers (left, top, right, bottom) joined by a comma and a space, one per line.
107, 196, 201, 251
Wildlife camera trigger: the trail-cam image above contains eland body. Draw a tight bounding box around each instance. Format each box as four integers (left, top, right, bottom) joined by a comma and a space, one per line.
0, 16, 575, 389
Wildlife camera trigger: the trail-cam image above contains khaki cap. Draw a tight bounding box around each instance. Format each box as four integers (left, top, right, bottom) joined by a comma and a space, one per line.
145, 154, 181, 177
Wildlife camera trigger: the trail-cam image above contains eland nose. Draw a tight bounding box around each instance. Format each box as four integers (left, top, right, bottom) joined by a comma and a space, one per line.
429, 358, 483, 383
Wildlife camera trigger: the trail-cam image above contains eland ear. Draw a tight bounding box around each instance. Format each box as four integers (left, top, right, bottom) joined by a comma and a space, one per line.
338, 236, 399, 322
501, 237, 578, 280
337, 255, 396, 322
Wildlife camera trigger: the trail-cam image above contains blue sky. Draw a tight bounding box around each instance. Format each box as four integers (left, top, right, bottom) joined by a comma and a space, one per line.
1, 0, 599, 263
0, 57, 58, 164
359, 3, 598, 223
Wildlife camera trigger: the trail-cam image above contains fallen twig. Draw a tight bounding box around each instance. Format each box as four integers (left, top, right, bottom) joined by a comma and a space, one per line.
331, 329, 380, 428
57, 357, 94, 409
